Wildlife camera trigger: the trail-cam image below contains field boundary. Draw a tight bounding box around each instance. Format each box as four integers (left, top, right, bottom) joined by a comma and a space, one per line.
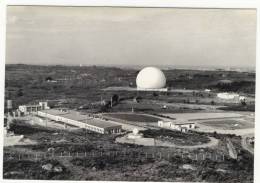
4, 151, 226, 162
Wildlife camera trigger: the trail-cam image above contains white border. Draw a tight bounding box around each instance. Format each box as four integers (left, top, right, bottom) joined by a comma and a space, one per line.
3, 0, 259, 8
0, 1, 259, 183
0, 1, 6, 181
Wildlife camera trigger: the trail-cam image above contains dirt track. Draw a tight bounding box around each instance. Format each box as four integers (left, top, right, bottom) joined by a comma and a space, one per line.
116, 136, 219, 149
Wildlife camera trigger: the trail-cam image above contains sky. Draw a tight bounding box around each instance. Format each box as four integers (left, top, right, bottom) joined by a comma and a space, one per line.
6, 6, 256, 68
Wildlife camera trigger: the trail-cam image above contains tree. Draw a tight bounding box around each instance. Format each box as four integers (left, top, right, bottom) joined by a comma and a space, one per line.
133, 96, 142, 103
241, 100, 247, 106
45, 76, 53, 81
17, 89, 23, 97
153, 92, 158, 97
112, 94, 119, 104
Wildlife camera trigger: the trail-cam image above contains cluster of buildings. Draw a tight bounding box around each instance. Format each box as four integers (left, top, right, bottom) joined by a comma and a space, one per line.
6, 101, 121, 134
6, 66, 199, 135
8, 97, 196, 134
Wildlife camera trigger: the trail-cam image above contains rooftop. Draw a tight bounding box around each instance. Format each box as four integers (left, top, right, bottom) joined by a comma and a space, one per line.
82, 118, 121, 129
40, 109, 121, 129
41, 109, 68, 116
21, 104, 41, 107
159, 120, 195, 125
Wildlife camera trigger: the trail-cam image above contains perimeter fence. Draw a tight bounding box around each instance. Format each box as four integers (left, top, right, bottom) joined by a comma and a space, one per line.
4, 150, 227, 162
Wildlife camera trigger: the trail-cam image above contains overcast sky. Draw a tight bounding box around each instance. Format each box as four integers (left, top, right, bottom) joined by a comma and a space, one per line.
6, 6, 256, 68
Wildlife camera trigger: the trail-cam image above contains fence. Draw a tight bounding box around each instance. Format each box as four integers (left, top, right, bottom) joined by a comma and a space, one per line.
4, 150, 226, 162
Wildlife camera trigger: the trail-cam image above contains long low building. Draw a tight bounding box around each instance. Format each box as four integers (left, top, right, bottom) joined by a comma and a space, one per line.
37, 109, 122, 134
158, 120, 195, 133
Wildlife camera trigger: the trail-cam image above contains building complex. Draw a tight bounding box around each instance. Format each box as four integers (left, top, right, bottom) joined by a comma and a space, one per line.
37, 109, 122, 134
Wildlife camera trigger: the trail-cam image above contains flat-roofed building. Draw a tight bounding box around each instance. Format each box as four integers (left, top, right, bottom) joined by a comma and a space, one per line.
158, 120, 195, 132
18, 101, 50, 115
19, 105, 42, 114
37, 109, 121, 134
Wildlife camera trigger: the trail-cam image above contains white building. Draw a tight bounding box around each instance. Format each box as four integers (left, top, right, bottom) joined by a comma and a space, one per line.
158, 120, 195, 132
37, 109, 122, 134
19, 104, 42, 114
217, 92, 239, 100
19, 101, 49, 115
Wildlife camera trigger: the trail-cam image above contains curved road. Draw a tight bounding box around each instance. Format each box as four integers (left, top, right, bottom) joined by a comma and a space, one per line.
116, 136, 219, 149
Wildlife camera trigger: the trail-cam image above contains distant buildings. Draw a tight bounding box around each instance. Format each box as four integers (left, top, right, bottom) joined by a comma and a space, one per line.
217, 92, 246, 104
217, 92, 239, 100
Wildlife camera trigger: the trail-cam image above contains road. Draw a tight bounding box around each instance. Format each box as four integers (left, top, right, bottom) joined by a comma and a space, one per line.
116, 135, 219, 149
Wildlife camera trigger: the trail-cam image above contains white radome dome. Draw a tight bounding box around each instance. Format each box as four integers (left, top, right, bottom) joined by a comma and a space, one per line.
136, 67, 166, 89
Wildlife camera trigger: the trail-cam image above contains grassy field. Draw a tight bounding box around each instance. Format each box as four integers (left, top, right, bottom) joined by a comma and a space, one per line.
103, 113, 161, 122
201, 120, 254, 130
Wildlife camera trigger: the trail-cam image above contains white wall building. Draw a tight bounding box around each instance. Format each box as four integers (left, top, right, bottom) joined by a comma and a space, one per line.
158, 120, 195, 132
217, 92, 239, 100
19, 101, 49, 115
37, 109, 122, 134
19, 105, 43, 114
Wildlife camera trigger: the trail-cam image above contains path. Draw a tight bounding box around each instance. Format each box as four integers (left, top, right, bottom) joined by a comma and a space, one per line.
116, 136, 219, 149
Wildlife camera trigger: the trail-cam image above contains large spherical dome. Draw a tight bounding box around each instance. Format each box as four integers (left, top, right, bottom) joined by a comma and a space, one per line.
136, 67, 166, 89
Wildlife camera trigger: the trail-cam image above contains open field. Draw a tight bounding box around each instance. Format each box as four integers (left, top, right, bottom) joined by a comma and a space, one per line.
201, 120, 254, 130
103, 113, 161, 123
160, 112, 245, 120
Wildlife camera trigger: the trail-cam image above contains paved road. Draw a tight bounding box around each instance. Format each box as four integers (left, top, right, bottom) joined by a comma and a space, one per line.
116, 136, 219, 149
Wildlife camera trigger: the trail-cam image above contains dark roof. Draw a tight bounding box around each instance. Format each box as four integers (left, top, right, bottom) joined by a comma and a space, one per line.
40, 109, 121, 129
